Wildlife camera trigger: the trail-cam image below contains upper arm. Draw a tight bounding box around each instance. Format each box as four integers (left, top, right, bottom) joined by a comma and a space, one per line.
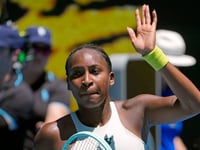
34, 122, 64, 150
143, 94, 191, 125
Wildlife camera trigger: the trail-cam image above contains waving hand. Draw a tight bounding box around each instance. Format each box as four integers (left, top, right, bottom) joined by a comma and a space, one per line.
127, 4, 157, 55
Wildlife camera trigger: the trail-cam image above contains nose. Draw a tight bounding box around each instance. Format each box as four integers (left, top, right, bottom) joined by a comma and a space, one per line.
81, 72, 93, 88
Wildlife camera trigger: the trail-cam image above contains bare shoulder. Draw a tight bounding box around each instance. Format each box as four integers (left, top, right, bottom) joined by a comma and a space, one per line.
34, 121, 61, 150
34, 115, 76, 150
36, 121, 59, 140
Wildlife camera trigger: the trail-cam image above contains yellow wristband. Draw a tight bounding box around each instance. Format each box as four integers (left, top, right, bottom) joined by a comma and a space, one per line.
143, 46, 169, 71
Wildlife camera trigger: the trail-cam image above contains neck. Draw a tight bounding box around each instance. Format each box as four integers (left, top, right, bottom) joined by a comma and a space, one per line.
77, 100, 111, 127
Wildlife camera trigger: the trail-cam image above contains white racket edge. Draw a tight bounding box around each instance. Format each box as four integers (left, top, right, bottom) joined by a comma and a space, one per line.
61, 131, 112, 150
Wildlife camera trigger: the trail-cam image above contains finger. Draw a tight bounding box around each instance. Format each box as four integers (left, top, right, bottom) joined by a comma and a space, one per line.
127, 27, 136, 42
151, 9, 157, 29
141, 4, 146, 25
135, 8, 141, 29
145, 5, 151, 24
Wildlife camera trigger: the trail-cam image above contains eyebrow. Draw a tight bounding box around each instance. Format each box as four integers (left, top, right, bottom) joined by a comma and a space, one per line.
70, 64, 101, 70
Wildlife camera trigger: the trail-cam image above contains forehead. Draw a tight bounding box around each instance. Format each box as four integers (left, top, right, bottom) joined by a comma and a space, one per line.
69, 48, 107, 67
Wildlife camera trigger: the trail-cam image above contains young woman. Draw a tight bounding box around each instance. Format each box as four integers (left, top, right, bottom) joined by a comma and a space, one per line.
34, 4, 200, 150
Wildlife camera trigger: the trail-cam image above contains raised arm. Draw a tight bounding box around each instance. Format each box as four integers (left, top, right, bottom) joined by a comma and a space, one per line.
127, 4, 200, 124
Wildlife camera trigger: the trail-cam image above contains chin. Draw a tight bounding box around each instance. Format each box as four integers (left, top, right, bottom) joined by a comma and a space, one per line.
78, 99, 102, 109
87, 100, 105, 109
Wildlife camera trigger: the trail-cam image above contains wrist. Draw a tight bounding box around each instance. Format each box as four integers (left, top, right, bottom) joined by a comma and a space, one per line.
143, 46, 169, 71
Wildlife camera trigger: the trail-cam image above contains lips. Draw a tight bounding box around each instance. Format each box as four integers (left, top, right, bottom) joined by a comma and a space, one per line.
79, 91, 98, 97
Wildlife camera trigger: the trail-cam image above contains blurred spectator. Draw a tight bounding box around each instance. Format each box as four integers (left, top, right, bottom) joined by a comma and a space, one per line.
0, 24, 33, 149
22, 25, 71, 149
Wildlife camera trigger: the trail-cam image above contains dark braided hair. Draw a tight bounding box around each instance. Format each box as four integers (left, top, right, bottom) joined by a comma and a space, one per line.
65, 43, 112, 76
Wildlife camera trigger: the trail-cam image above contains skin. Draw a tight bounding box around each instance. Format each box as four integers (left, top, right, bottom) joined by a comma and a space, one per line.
34, 5, 200, 150
173, 136, 188, 150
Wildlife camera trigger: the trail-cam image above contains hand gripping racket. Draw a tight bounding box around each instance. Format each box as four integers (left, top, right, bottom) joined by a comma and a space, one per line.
61, 131, 112, 150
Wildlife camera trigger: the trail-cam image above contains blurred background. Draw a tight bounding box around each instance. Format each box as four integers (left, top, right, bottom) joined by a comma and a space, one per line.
1, 0, 200, 149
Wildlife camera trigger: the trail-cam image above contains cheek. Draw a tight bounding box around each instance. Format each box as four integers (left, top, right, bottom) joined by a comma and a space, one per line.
68, 80, 82, 100
97, 76, 110, 90
69, 79, 81, 90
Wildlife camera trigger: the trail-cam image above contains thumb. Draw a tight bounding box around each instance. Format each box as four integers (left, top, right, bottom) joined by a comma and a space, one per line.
127, 27, 136, 43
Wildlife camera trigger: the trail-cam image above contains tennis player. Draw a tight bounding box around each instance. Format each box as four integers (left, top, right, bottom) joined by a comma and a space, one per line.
34, 4, 200, 150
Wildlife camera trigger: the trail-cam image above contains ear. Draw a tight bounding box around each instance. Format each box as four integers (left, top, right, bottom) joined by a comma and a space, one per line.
109, 72, 115, 86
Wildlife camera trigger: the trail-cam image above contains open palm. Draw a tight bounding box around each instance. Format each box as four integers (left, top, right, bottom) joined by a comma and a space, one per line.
127, 4, 157, 55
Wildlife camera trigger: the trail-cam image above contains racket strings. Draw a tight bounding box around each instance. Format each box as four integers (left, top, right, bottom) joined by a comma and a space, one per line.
70, 136, 105, 150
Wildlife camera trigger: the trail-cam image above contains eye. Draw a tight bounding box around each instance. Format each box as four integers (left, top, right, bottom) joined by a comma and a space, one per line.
90, 67, 101, 75
69, 67, 84, 80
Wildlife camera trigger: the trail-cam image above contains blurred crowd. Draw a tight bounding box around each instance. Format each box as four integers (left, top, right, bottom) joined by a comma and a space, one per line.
0, 21, 71, 149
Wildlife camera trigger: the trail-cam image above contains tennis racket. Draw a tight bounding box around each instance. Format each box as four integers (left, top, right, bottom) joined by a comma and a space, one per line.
61, 131, 112, 150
